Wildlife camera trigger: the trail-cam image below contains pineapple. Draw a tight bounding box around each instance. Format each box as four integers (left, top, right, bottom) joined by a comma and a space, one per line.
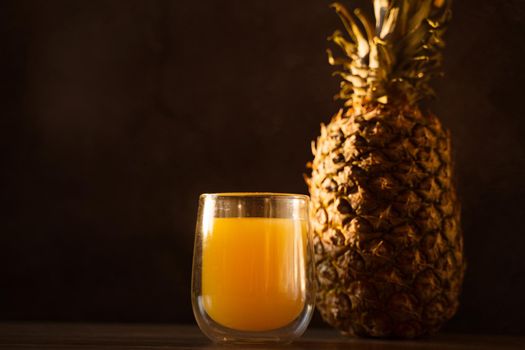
307, 0, 465, 338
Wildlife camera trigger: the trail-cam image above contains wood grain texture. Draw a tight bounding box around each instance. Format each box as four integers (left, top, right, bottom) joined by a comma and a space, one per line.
0, 324, 524, 350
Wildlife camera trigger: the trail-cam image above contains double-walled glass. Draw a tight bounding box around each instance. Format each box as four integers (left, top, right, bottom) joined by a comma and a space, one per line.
192, 193, 315, 344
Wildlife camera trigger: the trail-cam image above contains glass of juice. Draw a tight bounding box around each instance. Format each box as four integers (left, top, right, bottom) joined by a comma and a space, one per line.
191, 193, 315, 344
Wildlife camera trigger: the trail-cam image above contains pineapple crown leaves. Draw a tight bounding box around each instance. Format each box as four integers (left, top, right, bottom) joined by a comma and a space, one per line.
328, 0, 452, 107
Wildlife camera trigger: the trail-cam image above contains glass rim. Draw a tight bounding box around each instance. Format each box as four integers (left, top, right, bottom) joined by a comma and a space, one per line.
200, 192, 309, 201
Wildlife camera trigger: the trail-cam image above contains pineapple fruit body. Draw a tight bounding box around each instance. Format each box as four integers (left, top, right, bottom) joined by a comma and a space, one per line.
309, 104, 465, 337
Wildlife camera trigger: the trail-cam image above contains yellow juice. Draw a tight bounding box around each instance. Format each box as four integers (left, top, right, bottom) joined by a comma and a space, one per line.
202, 217, 307, 331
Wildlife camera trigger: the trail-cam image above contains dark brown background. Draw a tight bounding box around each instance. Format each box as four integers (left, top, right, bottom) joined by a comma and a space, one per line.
1, 0, 524, 335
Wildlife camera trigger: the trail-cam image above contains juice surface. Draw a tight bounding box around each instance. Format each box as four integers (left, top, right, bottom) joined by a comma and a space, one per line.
202, 217, 306, 331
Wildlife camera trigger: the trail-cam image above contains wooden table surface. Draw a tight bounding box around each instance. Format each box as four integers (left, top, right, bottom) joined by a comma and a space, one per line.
0, 323, 524, 350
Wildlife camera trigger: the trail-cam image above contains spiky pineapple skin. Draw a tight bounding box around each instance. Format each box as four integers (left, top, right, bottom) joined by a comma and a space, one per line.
309, 104, 465, 338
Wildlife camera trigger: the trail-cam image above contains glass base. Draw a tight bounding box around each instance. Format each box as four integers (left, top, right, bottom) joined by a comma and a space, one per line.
193, 296, 314, 344
208, 335, 293, 345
